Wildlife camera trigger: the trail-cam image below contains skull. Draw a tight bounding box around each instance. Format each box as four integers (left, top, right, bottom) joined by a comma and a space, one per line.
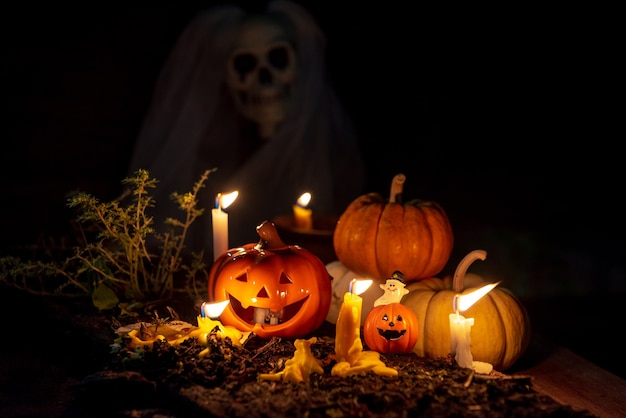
226, 16, 297, 139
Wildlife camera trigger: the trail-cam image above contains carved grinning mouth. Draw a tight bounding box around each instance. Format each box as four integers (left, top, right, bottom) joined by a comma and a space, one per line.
376, 329, 407, 341
227, 293, 309, 326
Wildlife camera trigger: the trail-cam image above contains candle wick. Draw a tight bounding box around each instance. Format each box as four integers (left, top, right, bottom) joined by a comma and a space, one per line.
216, 193, 221, 210
453, 294, 459, 314
349, 278, 356, 295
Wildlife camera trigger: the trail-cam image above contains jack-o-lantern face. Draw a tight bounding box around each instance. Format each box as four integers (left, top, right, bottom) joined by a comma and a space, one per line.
364, 303, 419, 354
208, 221, 331, 339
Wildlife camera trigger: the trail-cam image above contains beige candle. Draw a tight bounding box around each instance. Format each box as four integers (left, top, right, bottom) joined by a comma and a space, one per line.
334, 286, 364, 365
293, 192, 312, 230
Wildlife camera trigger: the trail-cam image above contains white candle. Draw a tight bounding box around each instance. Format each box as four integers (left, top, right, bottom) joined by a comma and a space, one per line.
449, 282, 500, 369
211, 191, 238, 261
449, 312, 475, 368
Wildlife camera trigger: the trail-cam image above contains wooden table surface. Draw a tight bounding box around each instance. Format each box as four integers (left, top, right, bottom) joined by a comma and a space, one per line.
513, 335, 626, 418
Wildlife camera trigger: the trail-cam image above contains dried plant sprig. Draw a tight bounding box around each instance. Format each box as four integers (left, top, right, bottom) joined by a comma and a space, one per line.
0, 168, 216, 313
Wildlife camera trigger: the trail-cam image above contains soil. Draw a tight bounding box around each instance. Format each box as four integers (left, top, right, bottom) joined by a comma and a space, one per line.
0, 288, 596, 418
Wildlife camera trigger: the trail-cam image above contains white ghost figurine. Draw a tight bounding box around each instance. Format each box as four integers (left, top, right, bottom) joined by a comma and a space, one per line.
373, 271, 409, 306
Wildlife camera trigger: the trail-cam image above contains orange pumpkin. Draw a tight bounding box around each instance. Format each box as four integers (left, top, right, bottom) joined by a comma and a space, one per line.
208, 221, 332, 339
333, 173, 453, 282
364, 302, 419, 354
403, 250, 531, 371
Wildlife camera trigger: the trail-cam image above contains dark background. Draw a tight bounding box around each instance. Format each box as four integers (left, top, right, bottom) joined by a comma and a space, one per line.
1, 3, 623, 377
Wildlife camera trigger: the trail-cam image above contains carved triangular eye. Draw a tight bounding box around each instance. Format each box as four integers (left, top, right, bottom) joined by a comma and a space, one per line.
397, 315, 403, 322
257, 287, 269, 298
279, 272, 293, 284
235, 272, 247, 282
382, 314, 389, 321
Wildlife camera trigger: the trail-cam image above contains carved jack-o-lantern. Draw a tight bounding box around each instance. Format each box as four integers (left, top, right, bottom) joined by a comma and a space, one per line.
208, 221, 331, 339
363, 302, 419, 354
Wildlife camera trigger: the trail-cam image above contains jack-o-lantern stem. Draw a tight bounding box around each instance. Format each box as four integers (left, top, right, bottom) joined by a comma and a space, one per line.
389, 173, 406, 204
452, 250, 487, 293
255, 221, 287, 250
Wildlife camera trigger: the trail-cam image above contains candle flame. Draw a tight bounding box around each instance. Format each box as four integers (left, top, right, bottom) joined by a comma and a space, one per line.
202, 300, 230, 318
349, 278, 373, 295
297, 192, 311, 208
454, 281, 500, 313
217, 191, 239, 210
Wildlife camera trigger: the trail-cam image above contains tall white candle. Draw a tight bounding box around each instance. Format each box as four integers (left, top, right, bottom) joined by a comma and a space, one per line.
449, 312, 475, 368
449, 282, 499, 369
211, 191, 238, 261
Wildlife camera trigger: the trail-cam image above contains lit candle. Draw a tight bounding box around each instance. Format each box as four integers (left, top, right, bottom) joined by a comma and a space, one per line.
449, 281, 500, 369
212, 191, 238, 261
449, 311, 475, 368
334, 278, 372, 365
292, 192, 313, 230
331, 280, 397, 377
197, 300, 247, 351
114, 301, 248, 353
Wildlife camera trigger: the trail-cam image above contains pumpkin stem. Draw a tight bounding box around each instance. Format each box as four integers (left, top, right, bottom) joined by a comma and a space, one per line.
389, 173, 406, 203
452, 250, 487, 292
256, 220, 287, 249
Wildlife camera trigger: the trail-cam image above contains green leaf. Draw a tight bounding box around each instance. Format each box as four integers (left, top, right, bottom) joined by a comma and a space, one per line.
92, 282, 119, 311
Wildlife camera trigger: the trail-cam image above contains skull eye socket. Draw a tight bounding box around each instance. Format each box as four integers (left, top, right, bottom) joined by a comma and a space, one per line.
267, 46, 290, 70
232, 53, 258, 80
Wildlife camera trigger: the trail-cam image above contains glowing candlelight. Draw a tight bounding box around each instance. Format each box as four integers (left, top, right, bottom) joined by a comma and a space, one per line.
212, 191, 238, 261
197, 300, 246, 348
453, 282, 500, 313
449, 281, 500, 368
292, 192, 313, 230
114, 301, 248, 353
202, 300, 230, 319
335, 278, 372, 365
331, 279, 397, 377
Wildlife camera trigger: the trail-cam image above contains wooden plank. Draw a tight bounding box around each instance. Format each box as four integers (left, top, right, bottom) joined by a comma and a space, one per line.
514, 335, 626, 418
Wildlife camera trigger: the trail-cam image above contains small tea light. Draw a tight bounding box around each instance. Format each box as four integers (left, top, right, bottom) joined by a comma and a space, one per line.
197, 300, 245, 347
292, 192, 313, 230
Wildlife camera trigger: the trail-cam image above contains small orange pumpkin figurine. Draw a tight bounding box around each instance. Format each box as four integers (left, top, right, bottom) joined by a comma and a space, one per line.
208, 220, 332, 339
363, 271, 419, 354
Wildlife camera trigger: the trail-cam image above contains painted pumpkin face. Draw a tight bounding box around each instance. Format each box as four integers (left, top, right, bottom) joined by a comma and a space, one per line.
208, 221, 332, 339
363, 302, 419, 354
